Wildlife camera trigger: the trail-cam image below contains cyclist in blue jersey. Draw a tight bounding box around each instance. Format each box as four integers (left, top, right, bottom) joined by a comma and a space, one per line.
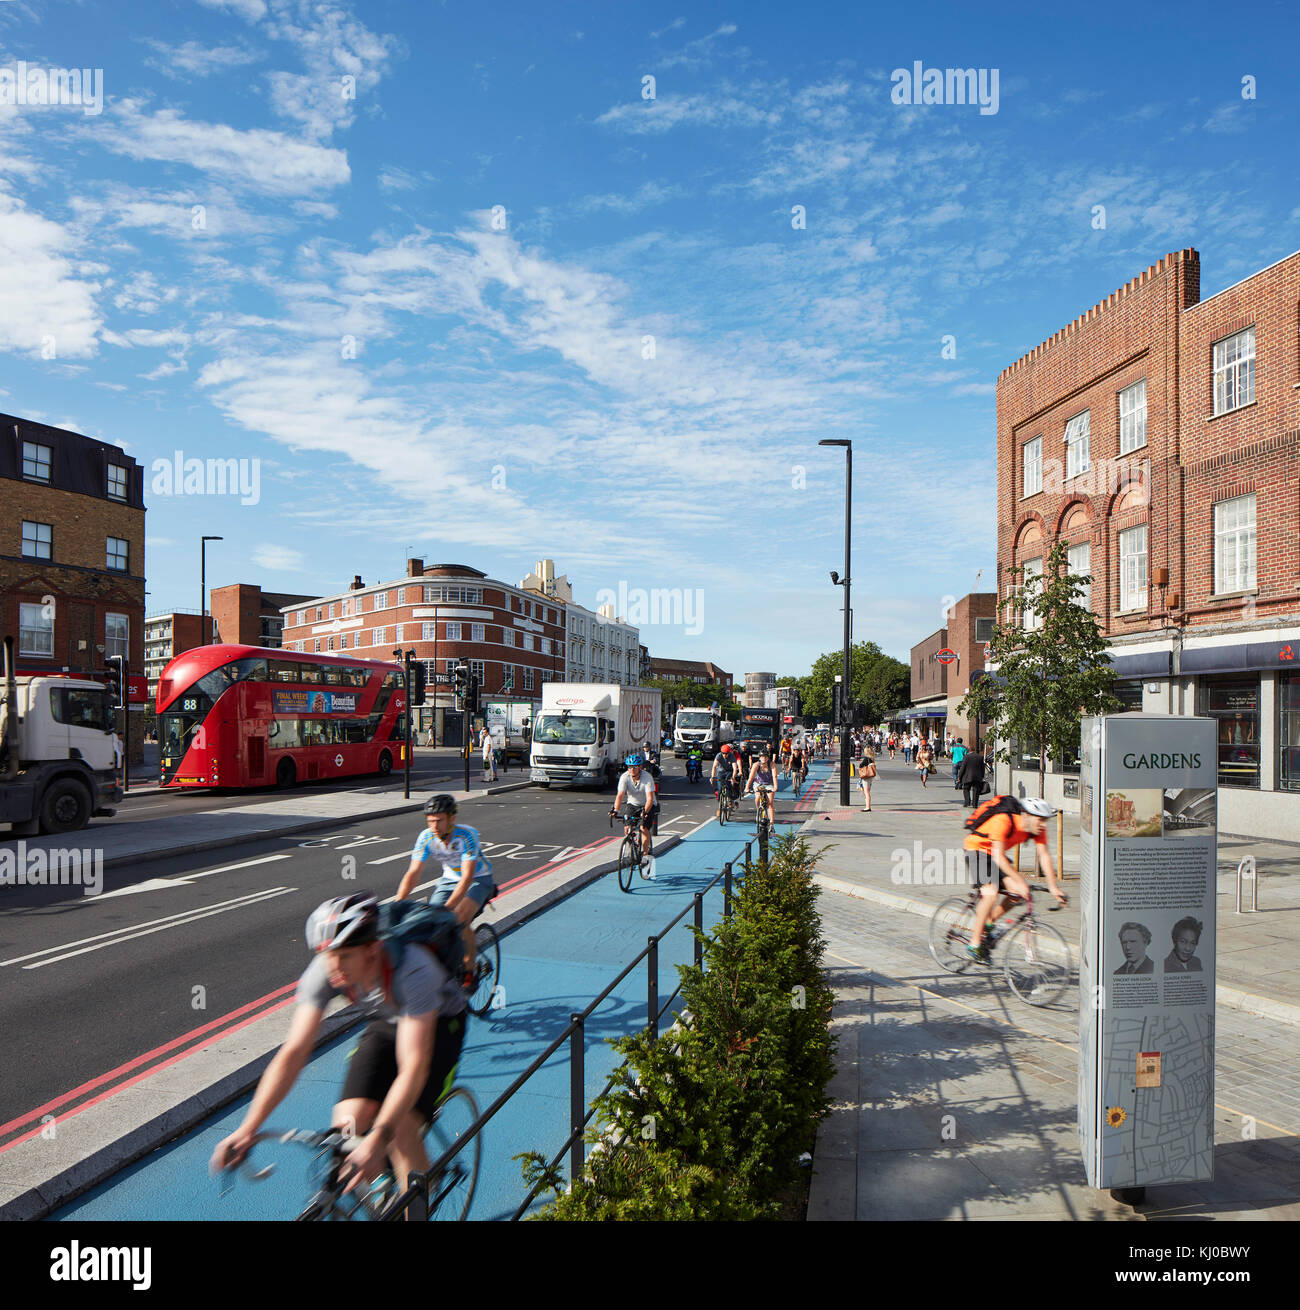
396, 795, 495, 979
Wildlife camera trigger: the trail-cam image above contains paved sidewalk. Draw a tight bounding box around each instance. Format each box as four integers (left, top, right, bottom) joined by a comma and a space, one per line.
803, 756, 1300, 1222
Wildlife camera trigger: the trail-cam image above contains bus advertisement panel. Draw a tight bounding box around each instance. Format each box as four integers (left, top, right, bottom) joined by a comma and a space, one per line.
156, 644, 406, 789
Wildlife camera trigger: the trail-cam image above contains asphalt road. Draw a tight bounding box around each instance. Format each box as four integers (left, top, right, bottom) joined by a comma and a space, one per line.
0, 759, 777, 1135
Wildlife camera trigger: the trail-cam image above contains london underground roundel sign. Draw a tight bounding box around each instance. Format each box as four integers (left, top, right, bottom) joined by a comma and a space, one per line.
936, 648, 958, 665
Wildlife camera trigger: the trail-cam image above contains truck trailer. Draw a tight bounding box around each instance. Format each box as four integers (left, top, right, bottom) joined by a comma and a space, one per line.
529, 683, 662, 789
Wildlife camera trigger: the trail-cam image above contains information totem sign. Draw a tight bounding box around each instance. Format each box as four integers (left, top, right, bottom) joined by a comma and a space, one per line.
1078, 714, 1218, 1190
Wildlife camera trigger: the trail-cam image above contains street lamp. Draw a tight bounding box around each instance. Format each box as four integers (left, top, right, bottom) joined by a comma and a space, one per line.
200, 536, 223, 644
820, 439, 853, 805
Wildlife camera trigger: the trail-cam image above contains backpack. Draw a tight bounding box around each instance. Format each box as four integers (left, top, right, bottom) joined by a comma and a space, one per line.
377, 899, 465, 979
963, 794, 1024, 835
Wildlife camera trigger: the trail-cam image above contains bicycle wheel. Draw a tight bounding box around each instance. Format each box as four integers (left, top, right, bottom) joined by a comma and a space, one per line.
716, 792, 726, 825
617, 837, 636, 892
1002, 919, 1071, 1006
425, 1086, 481, 1221
467, 922, 500, 1017
928, 896, 977, 973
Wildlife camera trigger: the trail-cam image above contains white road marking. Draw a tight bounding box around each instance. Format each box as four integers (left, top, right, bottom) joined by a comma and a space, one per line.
366, 852, 412, 865
3, 888, 298, 969
93, 854, 292, 899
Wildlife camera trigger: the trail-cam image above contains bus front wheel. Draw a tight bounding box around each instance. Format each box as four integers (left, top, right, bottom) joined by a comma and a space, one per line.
275, 757, 296, 789
377, 750, 393, 777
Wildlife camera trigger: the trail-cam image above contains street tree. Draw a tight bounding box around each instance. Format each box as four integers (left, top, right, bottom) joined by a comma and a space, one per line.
959, 540, 1121, 795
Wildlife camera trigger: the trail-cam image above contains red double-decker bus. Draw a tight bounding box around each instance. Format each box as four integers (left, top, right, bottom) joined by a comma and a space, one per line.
156, 644, 407, 789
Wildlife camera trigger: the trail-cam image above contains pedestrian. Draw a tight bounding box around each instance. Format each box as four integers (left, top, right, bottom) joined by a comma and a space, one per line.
951, 736, 968, 788
858, 746, 876, 811
887, 733, 896, 760
915, 737, 933, 788
958, 748, 987, 808
902, 733, 912, 765
480, 724, 497, 782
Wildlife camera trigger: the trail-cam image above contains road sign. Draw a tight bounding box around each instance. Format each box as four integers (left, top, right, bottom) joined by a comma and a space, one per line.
983, 642, 992, 661
936, 648, 958, 665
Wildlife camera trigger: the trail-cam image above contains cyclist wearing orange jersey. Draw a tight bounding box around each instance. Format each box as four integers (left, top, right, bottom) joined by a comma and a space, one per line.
965, 797, 1067, 963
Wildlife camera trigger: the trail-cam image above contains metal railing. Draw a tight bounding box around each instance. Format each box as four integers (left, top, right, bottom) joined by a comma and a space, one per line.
383, 839, 757, 1221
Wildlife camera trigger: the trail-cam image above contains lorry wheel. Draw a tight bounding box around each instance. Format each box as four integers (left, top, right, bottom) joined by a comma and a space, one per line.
40, 779, 92, 834
275, 757, 297, 789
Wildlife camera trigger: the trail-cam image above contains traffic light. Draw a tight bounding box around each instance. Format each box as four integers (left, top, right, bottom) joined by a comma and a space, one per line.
453, 663, 469, 710
467, 673, 479, 716
107, 655, 127, 711
409, 659, 427, 706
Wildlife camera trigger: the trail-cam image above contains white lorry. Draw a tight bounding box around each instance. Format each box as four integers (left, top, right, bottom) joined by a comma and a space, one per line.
1, 636, 123, 834
529, 683, 662, 789
672, 703, 734, 757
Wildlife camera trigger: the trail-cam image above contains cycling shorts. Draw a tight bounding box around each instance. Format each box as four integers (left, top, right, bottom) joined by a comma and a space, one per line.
967, 850, 1026, 897
624, 803, 658, 826
430, 875, 494, 910
341, 1012, 468, 1127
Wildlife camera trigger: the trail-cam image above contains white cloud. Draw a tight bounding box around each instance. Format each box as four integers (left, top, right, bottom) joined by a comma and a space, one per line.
251, 543, 306, 571
1204, 103, 1249, 134
574, 181, 685, 215
197, 0, 267, 21
596, 93, 780, 135
143, 40, 263, 78
102, 100, 350, 196
0, 187, 102, 357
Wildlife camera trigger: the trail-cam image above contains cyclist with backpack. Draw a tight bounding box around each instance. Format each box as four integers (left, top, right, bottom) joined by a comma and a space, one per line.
210, 891, 468, 1195
964, 795, 1067, 964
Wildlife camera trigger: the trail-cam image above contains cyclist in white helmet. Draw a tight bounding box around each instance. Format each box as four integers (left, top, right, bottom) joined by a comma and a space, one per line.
964, 796, 1067, 963
210, 891, 468, 1195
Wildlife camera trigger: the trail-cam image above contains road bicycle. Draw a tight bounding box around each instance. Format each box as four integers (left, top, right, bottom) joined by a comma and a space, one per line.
927, 882, 1071, 1006
748, 786, 775, 843
466, 905, 500, 1018
220, 1085, 482, 1220
609, 808, 655, 892
714, 777, 736, 825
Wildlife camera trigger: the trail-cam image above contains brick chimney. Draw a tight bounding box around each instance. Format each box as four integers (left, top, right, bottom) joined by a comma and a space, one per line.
349, 575, 363, 591
406, 558, 423, 577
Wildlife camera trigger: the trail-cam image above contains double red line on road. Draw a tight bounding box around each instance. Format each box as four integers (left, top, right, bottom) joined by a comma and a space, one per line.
0, 835, 619, 1157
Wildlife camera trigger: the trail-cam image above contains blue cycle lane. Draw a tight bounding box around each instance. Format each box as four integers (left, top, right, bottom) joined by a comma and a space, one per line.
53, 765, 831, 1221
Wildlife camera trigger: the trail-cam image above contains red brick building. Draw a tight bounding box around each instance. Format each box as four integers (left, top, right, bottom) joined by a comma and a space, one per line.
210, 583, 314, 650
143, 611, 214, 697
996, 247, 1300, 832
901, 593, 997, 743
279, 560, 566, 745
648, 658, 734, 700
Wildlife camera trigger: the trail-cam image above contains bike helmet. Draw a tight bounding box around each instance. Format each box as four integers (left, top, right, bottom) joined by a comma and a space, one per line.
1020, 797, 1055, 818
424, 794, 457, 816
626, 754, 644, 767
306, 893, 379, 952
721, 743, 733, 754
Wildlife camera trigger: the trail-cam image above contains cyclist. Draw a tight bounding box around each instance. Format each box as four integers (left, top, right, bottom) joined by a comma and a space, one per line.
789, 741, 806, 790
965, 797, 1067, 964
711, 742, 740, 808
744, 748, 778, 830
779, 735, 793, 778
396, 795, 495, 982
210, 892, 468, 1195
609, 753, 659, 861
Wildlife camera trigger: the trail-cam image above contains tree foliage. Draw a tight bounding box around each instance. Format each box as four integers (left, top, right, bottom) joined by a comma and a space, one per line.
782, 643, 909, 724
958, 540, 1121, 792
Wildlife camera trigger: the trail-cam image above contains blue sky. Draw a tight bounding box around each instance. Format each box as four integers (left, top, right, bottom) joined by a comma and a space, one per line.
2, 0, 1297, 678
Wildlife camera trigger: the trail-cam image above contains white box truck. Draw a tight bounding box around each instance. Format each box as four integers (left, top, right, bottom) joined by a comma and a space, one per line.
672, 703, 734, 757
1, 637, 123, 834
530, 683, 662, 789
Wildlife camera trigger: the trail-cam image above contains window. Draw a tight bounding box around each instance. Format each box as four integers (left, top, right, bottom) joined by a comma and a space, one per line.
328, 603, 336, 619
1112, 680, 1144, 712
1199, 677, 1260, 788
1118, 526, 1148, 611
445, 660, 457, 678
314, 639, 322, 652
523, 667, 534, 691
422, 623, 437, 641
1022, 437, 1042, 497
503, 628, 515, 647
1280, 674, 1300, 793
376, 591, 389, 610
541, 637, 550, 656
1020, 558, 1043, 631
394, 624, 404, 644
339, 634, 348, 650
1067, 541, 1091, 611
107, 537, 129, 571
22, 521, 52, 560
105, 613, 128, 660
975, 617, 996, 643
424, 585, 439, 604
1214, 494, 1256, 594
1118, 379, 1147, 453
1213, 327, 1255, 415
469, 622, 484, 642
22, 441, 52, 482
107, 464, 128, 500
19, 602, 53, 656
470, 660, 484, 684
522, 633, 534, 651
446, 622, 461, 641
327, 637, 335, 651
315, 608, 323, 621
341, 599, 349, 617
1065, 411, 1090, 479
373, 628, 385, 647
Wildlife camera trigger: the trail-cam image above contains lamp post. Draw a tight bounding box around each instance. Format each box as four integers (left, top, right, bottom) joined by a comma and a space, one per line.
820, 439, 853, 805
200, 536, 223, 644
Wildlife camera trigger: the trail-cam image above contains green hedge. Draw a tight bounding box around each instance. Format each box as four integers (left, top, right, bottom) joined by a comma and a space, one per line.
519, 833, 836, 1219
